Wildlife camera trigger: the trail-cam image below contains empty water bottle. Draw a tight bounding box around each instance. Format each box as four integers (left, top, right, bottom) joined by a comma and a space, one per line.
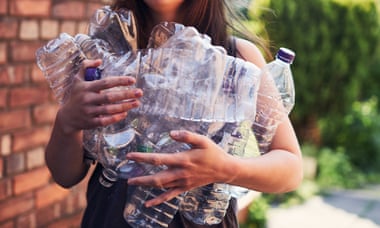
120, 26, 263, 227
267, 47, 296, 114
252, 47, 296, 154
123, 167, 184, 228
180, 183, 232, 225
36, 12, 267, 226
88, 5, 137, 55
35, 33, 86, 105
183, 48, 296, 223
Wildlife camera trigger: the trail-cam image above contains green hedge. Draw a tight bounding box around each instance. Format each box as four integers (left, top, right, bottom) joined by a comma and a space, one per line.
248, 0, 380, 174
250, 0, 380, 141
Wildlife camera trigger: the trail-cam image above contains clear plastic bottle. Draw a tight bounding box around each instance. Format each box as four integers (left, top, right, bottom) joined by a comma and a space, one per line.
180, 183, 231, 225
36, 17, 266, 227
182, 48, 296, 224
88, 5, 137, 55
252, 47, 296, 154
267, 47, 296, 114
123, 167, 184, 228
120, 27, 261, 227
80, 26, 262, 179
35, 33, 86, 105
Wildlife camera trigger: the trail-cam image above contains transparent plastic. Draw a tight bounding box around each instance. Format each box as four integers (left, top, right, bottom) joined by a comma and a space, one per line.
35, 33, 85, 104
252, 48, 296, 154
180, 183, 231, 225
35, 6, 294, 226
268, 47, 296, 115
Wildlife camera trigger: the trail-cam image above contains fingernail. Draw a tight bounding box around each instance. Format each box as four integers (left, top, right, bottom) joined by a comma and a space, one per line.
170, 130, 180, 138
135, 90, 143, 97
127, 78, 136, 84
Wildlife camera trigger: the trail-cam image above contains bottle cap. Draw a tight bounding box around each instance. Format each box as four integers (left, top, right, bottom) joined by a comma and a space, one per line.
98, 168, 118, 188
85, 67, 102, 81
276, 47, 295, 64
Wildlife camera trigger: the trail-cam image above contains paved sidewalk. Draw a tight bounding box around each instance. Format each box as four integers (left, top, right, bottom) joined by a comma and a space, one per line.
267, 185, 380, 228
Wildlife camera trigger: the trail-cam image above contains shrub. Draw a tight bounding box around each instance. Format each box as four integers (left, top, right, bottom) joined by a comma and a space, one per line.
250, 0, 380, 144
317, 147, 366, 188
320, 97, 380, 173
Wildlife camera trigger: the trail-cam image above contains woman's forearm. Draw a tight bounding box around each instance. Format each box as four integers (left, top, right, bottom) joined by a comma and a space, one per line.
226, 149, 303, 193
225, 119, 303, 193
45, 110, 90, 188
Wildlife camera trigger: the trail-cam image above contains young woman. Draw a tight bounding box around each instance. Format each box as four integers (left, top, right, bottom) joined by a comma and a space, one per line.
44, 0, 303, 227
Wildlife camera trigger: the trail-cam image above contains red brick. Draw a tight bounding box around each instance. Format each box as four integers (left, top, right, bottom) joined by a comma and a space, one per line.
0, 88, 8, 108
0, 109, 31, 132
13, 167, 51, 195
53, 2, 86, 20
12, 127, 51, 152
1, 134, 11, 156
86, 3, 104, 18
0, 65, 29, 86
61, 185, 87, 216
0, 159, 3, 178
46, 212, 82, 228
0, 179, 12, 201
0, 42, 6, 64
0, 193, 34, 222
10, 0, 50, 17
36, 183, 70, 208
77, 21, 89, 34
0, 0, 7, 15
60, 21, 77, 36
36, 203, 61, 227
10, 86, 49, 108
9, 41, 42, 62
16, 212, 37, 228
4, 153, 25, 175
0, 221, 14, 228
0, 18, 18, 39
33, 103, 58, 124
20, 19, 39, 40
40, 19, 59, 40
26, 147, 45, 169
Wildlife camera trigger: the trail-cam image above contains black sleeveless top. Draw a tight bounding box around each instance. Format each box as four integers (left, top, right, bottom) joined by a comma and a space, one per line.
81, 37, 240, 228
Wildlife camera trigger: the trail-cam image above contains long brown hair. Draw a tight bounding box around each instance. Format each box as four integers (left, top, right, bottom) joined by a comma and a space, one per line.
111, 0, 269, 58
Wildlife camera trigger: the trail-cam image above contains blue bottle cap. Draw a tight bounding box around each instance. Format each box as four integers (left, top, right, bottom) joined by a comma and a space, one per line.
85, 67, 102, 81
276, 47, 296, 64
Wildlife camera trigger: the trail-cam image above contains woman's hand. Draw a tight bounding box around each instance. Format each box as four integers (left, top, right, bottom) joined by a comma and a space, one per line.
126, 130, 236, 207
57, 59, 143, 134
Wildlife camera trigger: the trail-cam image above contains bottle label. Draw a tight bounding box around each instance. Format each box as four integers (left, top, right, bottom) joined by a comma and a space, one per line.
137, 144, 154, 152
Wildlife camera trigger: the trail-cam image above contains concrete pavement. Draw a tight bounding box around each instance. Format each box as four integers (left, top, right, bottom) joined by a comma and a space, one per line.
267, 185, 380, 228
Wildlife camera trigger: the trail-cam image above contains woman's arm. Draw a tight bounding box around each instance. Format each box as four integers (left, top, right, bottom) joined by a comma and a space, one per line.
231, 38, 303, 192
45, 60, 143, 188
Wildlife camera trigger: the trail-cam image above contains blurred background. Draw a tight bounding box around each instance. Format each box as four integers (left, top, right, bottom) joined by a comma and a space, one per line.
0, 0, 379, 227
240, 0, 380, 227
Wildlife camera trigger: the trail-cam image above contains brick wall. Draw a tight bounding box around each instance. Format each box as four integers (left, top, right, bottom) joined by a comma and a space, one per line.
0, 0, 111, 227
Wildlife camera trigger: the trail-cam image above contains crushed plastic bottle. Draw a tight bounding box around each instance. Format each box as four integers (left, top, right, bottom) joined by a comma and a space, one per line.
36, 7, 293, 226
252, 48, 296, 154
35, 33, 86, 105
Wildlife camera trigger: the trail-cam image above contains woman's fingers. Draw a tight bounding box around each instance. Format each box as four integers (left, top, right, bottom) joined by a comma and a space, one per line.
144, 187, 186, 208
94, 100, 141, 115
87, 76, 137, 92
92, 87, 143, 105
91, 112, 128, 127
169, 130, 210, 148
128, 167, 187, 187
128, 169, 191, 207
126, 151, 188, 167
